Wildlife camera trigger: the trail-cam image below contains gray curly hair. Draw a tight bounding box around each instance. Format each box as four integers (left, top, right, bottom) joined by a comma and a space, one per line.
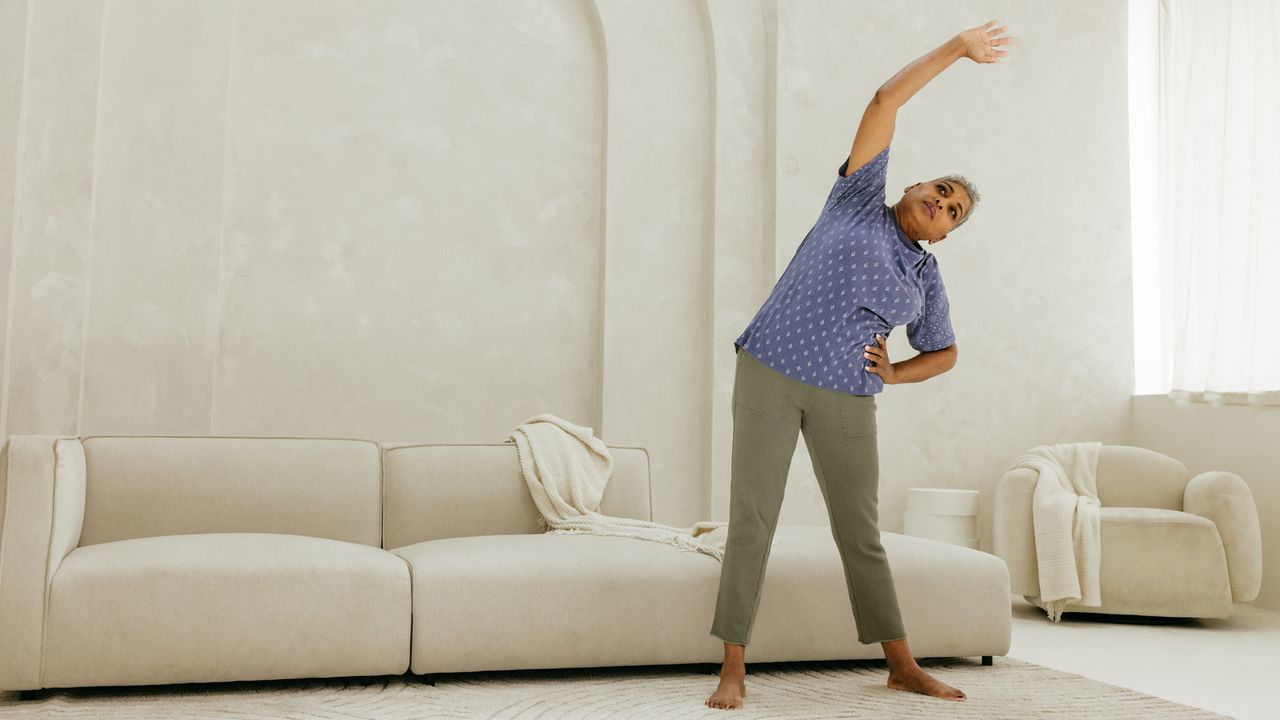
938, 174, 980, 229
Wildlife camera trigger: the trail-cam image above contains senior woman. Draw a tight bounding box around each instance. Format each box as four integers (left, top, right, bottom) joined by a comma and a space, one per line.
705, 21, 1010, 711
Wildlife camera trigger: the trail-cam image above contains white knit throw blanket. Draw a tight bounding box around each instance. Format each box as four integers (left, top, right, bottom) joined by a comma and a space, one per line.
1012, 441, 1103, 622
504, 413, 777, 562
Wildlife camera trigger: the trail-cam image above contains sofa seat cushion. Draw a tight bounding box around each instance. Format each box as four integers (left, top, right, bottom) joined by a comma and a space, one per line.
1028, 507, 1232, 619
41, 533, 411, 689
390, 524, 1010, 674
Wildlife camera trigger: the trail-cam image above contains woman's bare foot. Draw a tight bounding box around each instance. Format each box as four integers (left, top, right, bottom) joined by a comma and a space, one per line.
705, 663, 747, 710
886, 666, 966, 701
880, 636, 966, 701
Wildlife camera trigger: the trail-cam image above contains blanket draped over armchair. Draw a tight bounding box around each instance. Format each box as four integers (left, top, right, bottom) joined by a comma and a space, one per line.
1011, 441, 1103, 622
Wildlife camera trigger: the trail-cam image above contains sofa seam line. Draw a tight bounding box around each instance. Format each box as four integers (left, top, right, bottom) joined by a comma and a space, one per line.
38, 438, 58, 689
643, 446, 653, 523
396, 551, 414, 674
378, 443, 385, 550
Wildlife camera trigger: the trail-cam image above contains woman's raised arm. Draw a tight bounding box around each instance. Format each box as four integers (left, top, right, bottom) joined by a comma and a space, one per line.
843, 21, 1010, 178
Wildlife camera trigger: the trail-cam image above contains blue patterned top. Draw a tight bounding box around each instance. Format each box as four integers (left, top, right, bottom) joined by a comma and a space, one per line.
733, 145, 955, 395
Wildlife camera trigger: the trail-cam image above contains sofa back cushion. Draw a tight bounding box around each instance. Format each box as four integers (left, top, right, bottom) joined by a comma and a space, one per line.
381, 443, 651, 550
79, 436, 382, 548
1096, 444, 1190, 510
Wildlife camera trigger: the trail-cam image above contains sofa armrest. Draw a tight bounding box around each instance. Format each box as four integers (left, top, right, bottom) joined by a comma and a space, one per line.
993, 467, 1039, 597
1184, 470, 1261, 603
0, 435, 86, 691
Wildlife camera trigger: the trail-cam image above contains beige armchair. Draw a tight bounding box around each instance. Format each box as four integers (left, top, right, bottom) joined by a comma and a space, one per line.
993, 444, 1261, 619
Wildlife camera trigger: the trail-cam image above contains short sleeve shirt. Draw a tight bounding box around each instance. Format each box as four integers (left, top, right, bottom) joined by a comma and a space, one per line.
733, 145, 955, 396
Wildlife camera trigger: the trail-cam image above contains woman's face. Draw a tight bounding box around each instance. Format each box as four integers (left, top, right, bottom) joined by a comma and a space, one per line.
894, 179, 972, 244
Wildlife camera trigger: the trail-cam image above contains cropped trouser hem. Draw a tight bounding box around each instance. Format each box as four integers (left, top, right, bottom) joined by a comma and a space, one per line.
709, 632, 905, 647
709, 631, 746, 646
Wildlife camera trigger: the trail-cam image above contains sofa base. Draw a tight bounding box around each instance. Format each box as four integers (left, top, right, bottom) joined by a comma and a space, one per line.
1023, 594, 1217, 621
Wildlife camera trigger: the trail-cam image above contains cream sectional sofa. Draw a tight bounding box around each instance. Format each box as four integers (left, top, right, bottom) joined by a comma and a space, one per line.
0, 434, 1011, 693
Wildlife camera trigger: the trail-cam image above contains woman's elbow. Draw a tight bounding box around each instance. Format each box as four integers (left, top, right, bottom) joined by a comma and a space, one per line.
940, 342, 958, 372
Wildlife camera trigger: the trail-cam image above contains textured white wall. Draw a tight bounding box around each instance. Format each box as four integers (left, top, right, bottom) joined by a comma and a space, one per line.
0, 0, 1135, 549
2, 0, 606, 439
0, 0, 24, 406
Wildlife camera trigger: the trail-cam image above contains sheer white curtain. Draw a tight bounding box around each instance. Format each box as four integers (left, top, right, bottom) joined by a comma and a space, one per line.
1158, 0, 1280, 405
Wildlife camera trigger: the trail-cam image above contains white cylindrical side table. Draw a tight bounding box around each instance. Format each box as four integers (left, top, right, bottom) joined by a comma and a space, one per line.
904, 488, 979, 549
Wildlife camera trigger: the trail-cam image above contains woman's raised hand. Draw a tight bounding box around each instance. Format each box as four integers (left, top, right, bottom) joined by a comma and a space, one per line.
957, 21, 1011, 64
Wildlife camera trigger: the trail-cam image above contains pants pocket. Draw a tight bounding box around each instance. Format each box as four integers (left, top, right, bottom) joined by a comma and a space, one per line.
839, 393, 877, 439
735, 350, 785, 423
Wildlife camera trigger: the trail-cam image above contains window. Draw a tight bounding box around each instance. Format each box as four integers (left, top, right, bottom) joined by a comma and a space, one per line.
1129, 0, 1280, 405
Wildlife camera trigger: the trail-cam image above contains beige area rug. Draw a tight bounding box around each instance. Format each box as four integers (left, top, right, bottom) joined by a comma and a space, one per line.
0, 655, 1235, 719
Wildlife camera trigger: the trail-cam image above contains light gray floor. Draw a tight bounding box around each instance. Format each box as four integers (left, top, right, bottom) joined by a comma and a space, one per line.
1006, 595, 1278, 720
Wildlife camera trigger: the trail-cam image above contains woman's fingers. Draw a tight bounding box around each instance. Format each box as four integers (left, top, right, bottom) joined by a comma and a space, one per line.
864, 335, 888, 364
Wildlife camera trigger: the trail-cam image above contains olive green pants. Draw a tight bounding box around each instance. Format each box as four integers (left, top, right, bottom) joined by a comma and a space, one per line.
709, 346, 906, 646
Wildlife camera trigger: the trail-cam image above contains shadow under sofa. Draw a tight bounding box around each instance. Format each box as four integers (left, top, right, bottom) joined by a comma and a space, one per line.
0, 434, 1011, 692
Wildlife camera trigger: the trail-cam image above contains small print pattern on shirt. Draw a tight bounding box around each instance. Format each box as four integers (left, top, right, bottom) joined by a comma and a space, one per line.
733, 144, 955, 396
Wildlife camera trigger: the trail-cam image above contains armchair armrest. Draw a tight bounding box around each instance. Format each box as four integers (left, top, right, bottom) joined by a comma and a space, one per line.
0, 435, 86, 691
993, 467, 1040, 597
1183, 470, 1261, 603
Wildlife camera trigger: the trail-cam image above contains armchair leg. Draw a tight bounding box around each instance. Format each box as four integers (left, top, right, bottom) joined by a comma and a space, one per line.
981, 655, 992, 666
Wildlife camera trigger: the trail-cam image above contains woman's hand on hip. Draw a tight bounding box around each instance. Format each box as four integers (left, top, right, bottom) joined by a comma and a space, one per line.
957, 20, 1011, 64
864, 334, 898, 385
